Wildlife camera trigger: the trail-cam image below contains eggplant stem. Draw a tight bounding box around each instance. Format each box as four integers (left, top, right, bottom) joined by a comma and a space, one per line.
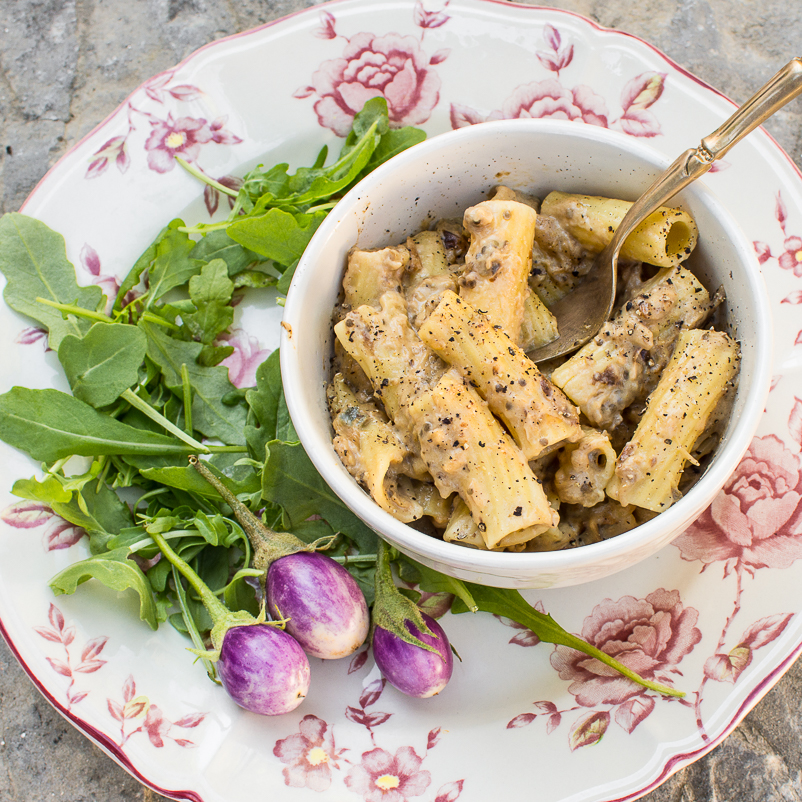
149, 529, 229, 623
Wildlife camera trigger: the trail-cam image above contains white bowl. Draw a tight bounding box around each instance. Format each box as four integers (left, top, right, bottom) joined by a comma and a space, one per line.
280, 118, 772, 589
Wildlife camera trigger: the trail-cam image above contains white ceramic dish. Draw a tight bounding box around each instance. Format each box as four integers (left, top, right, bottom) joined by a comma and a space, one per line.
281, 117, 773, 588
3, 2, 802, 801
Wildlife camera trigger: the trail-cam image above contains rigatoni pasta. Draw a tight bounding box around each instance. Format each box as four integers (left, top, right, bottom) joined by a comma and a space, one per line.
327, 184, 740, 553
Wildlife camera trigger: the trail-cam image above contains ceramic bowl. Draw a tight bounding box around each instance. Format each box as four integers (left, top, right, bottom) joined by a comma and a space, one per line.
280, 118, 772, 589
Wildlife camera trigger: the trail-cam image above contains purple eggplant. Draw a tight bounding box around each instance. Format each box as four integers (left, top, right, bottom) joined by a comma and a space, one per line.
373, 612, 453, 698
217, 624, 310, 715
371, 540, 454, 698
189, 456, 369, 660
149, 529, 310, 716
266, 551, 369, 659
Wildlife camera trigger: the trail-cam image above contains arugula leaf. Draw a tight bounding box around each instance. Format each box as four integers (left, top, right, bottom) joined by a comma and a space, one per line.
49, 547, 163, 630
182, 259, 234, 345
113, 223, 166, 313
0, 387, 194, 461
141, 321, 247, 445
58, 322, 147, 408
141, 220, 202, 308
361, 126, 427, 175
140, 462, 261, 502
341, 97, 390, 152
12, 472, 132, 554
262, 439, 377, 554
244, 350, 281, 459
227, 208, 327, 267
188, 229, 265, 277
398, 557, 478, 612
0, 213, 104, 350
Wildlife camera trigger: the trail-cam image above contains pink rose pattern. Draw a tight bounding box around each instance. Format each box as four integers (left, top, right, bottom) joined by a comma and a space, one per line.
273, 678, 464, 800
218, 329, 272, 389
754, 191, 802, 346
34, 603, 107, 710
295, 3, 450, 136
34, 603, 206, 748
2, 500, 85, 550
85, 68, 241, 180
449, 25, 666, 137
674, 435, 802, 571
507, 590, 701, 748
108, 675, 206, 750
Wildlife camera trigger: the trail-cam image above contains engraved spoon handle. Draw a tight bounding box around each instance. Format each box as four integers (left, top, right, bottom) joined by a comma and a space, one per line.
608, 56, 802, 260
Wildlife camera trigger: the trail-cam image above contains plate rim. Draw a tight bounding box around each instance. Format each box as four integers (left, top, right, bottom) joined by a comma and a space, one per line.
4, 1, 802, 801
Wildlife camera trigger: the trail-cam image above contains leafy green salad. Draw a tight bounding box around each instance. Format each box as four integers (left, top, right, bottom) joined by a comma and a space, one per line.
0, 99, 680, 703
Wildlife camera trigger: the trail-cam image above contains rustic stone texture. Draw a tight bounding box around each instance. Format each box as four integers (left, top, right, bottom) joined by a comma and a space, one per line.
1, 0, 801, 800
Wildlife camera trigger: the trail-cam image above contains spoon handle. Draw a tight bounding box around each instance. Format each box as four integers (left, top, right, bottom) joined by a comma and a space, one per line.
610, 56, 802, 256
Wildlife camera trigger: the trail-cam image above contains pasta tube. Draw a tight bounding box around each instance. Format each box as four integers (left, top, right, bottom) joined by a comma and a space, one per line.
551, 266, 712, 429
459, 199, 537, 344
540, 191, 699, 268
443, 498, 491, 550
443, 497, 549, 551
520, 288, 559, 351
554, 426, 617, 507
328, 375, 428, 522
334, 291, 444, 426
405, 231, 457, 328
342, 246, 409, 309
409, 369, 558, 549
606, 328, 740, 511
418, 290, 581, 460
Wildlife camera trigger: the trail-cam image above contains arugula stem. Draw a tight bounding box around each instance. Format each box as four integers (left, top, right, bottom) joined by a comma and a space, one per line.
180, 364, 193, 435
332, 554, 377, 565
95, 456, 111, 493
175, 156, 238, 197
35, 297, 112, 324
306, 201, 338, 214
134, 487, 171, 506
121, 388, 210, 454
171, 565, 217, 681
178, 221, 230, 235
46, 457, 70, 477
140, 311, 181, 331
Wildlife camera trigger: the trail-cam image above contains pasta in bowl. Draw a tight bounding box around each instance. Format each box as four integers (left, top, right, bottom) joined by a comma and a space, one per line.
281, 119, 772, 589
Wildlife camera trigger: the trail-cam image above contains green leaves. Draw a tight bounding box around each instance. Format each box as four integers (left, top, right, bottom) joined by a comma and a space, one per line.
0, 100, 430, 669
142, 321, 247, 445
183, 259, 235, 346
186, 98, 425, 276
143, 220, 204, 308
227, 208, 327, 265
262, 440, 378, 554
59, 322, 147, 407
50, 547, 165, 630
0, 213, 104, 350
0, 387, 194, 461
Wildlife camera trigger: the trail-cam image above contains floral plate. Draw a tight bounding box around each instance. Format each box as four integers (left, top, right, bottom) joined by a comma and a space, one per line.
2, 1, 802, 800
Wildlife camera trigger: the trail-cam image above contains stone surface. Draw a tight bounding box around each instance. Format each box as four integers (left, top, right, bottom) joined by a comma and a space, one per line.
1, 0, 801, 800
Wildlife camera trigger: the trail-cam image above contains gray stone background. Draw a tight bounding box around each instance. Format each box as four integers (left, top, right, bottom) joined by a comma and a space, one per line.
1, 0, 801, 799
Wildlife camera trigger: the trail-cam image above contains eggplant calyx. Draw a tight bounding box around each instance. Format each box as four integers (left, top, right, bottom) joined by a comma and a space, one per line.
371, 540, 443, 659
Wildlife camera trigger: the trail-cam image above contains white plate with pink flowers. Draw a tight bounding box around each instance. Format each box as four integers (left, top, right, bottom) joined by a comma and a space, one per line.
2, 1, 802, 800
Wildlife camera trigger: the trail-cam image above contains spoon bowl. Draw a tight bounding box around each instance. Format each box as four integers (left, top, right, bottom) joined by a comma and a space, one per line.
529, 55, 802, 363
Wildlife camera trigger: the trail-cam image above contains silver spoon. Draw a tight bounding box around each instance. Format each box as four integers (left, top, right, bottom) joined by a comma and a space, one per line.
529, 56, 802, 364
